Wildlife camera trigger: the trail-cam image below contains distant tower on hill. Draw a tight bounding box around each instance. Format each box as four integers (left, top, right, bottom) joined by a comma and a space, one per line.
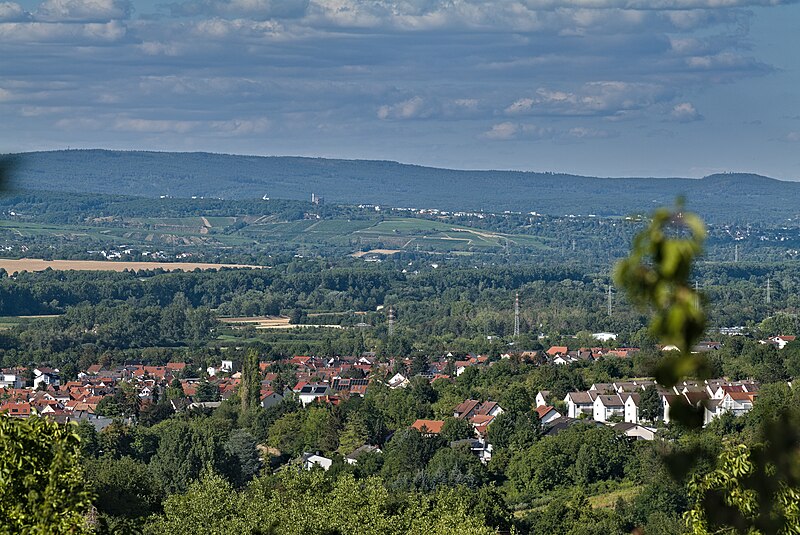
514, 293, 520, 338
388, 305, 395, 336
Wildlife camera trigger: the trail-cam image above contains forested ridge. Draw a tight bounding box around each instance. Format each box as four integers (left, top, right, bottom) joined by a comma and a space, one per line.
8, 149, 800, 223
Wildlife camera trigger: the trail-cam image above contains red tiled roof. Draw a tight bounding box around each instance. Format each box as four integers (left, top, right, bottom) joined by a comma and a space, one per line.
411, 419, 445, 434
535, 405, 556, 419
547, 346, 569, 356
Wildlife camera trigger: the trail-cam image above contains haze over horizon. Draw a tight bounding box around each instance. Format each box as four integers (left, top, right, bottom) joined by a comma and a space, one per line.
2, 0, 799, 180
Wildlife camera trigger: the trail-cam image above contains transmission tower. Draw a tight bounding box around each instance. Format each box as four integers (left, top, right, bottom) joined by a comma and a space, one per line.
388, 305, 395, 336
514, 293, 520, 338
766, 278, 771, 305
607, 285, 612, 317
735, 244, 739, 263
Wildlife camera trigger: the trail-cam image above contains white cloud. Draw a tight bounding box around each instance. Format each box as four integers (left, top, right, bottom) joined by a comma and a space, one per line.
35, 0, 131, 22
786, 131, 800, 142
568, 126, 614, 138
0, 20, 127, 42
211, 117, 270, 135
482, 122, 558, 140
483, 122, 521, 140
168, 0, 309, 19
505, 98, 535, 114
507, 82, 672, 117
377, 96, 427, 120
0, 2, 29, 22
670, 101, 702, 122
0, 87, 12, 101
113, 118, 197, 133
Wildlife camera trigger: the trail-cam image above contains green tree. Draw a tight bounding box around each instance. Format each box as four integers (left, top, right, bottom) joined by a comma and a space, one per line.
194, 379, 220, 402
84, 455, 162, 520
639, 384, 662, 423
0, 415, 94, 534
440, 417, 473, 442
267, 411, 305, 456
240, 349, 261, 414
338, 416, 368, 455
225, 429, 261, 487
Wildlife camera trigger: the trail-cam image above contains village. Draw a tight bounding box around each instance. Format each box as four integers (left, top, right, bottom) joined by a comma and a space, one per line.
2, 333, 795, 471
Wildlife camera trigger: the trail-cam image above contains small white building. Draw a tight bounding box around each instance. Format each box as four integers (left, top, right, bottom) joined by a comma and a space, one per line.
301, 453, 333, 471
592, 332, 618, 342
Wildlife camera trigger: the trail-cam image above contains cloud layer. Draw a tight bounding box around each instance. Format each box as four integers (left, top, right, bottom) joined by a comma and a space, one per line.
1, 0, 799, 178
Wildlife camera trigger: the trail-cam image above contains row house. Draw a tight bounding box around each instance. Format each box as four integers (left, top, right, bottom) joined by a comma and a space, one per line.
453, 399, 503, 420
592, 393, 640, 423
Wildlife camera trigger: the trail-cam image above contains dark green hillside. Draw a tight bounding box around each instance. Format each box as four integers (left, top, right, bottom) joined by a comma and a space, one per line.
8, 150, 800, 223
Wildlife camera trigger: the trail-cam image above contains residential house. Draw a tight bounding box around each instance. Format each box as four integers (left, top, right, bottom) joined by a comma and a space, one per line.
260, 390, 283, 409
534, 405, 562, 425
345, 445, 381, 465
411, 419, 445, 436
613, 422, 657, 441
768, 335, 796, 349
387, 373, 409, 389
535, 391, 551, 407
564, 391, 597, 418
301, 453, 333, 471
33, 367, 60, 389
0, 372, 25, 389
294, 382, 330, 407
593, 394, 626, 423
720, 392, 756, 417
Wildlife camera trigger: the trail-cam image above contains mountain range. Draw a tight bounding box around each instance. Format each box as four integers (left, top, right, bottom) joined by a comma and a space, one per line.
8, 149, 799, 224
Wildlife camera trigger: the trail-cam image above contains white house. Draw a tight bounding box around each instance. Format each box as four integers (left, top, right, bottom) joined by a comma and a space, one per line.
295, 383, 330, 407
301, 453, 333, 471
592, 332, 618, 342
768, 335, 796, 349
623, 393, 640, 424
0, 373, 24, 389
32, 368, 60, 389
593, 394, 625, 422
565, 391, 597, 418
613, 422, 657, 440
387, 373, 409, 389
535, 390, 551, 407
534, 405, 562, 425
345, 445, 381, 465
720, 392, 755, 416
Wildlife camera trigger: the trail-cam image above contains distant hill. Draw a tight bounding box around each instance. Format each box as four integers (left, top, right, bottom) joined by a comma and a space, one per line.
7, 150, 800, 223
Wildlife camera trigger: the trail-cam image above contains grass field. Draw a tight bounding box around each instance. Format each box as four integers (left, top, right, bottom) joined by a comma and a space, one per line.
0, 258, 263, 274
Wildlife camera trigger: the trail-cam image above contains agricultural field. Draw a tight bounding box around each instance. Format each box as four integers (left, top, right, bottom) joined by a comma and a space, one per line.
219, 316, 344, 329
0, 193, 553, 261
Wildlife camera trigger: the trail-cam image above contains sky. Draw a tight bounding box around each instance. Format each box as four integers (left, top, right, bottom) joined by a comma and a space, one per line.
1, 0, 799, 179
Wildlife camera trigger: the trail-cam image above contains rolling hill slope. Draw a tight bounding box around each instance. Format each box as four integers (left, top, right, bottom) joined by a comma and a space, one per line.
8, 150, 800, 223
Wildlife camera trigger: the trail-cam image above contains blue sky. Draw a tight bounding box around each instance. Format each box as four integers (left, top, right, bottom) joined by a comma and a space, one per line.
2, 0, 799, 179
